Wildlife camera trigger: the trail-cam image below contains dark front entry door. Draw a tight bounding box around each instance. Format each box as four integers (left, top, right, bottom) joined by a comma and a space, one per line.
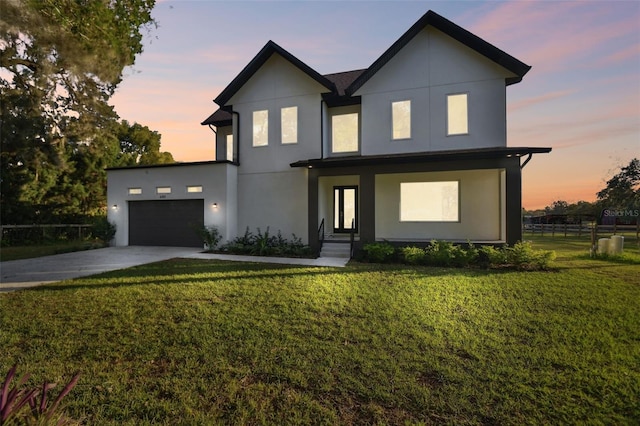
333, 186, 358, 233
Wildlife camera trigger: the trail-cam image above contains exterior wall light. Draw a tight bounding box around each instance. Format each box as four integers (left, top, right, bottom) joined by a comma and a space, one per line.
112, 204, 118, 210
212, 202, 218, 208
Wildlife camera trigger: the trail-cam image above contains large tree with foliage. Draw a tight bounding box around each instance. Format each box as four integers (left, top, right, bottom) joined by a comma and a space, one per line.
1, 0, 173, 224
596, 158, 640, 211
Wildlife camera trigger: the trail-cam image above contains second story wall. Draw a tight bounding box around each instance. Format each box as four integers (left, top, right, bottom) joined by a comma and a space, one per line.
228, 54, 326, 173
355, 27, 516, 156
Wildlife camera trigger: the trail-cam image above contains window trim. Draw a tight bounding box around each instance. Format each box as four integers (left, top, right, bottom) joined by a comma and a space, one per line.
391, 99, 412, 140
252, 109, 269, 147
331, 112, 359, 154
280, 106, 298, 145
399, 181, 460, 223
446, 93, 469, 136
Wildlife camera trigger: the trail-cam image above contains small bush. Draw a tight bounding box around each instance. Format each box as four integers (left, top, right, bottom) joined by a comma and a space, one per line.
195, 225, 222, 250
401, 246, 426, 265
481, 241, 556, 270
91, 216, 116, 244
362, 241, 395, 263
220, 227, 312, 258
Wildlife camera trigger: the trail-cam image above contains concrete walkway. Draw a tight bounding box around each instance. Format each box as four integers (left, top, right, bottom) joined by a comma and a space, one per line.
0, 246, 349, 292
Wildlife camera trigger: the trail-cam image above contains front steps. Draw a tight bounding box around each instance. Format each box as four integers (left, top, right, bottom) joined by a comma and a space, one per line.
319, 242, 351, 258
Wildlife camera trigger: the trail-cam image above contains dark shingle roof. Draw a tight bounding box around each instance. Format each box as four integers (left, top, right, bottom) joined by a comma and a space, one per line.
201, 109, 232, 126
324, 69, 367, 96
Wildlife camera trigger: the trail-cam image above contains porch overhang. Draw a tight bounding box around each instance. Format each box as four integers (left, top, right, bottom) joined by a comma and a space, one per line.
290, 147, 551, 169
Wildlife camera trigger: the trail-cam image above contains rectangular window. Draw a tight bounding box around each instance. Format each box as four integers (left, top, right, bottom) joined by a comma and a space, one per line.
156, 186, 171, 194
447, 94, 468, 135
128, 187, 142, 195
332, 113, 358, 153
226, 134, 233, 161
392, 100, 411, 140
252, 110, 268, 147
187, 185, 202, 193
281, 106, 298, 144
400, 181, 459, 222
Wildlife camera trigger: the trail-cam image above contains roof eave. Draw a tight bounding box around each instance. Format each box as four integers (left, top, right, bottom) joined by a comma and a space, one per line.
290, 147, 552, 168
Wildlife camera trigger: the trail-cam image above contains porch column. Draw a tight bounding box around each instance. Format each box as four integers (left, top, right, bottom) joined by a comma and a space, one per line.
307, 168, 319, 253
359, 170, 375, 245
505, 159, 522, 245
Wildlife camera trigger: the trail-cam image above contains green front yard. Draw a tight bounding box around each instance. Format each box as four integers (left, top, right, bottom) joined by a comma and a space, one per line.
1, 237, 638, 424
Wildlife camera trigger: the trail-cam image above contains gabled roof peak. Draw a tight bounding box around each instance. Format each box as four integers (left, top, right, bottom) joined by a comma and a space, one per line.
346, 10, 531, 95
214, 40, 336, 106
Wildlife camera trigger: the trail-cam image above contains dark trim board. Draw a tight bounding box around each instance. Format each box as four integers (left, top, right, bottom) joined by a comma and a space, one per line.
129, 199, 204, 247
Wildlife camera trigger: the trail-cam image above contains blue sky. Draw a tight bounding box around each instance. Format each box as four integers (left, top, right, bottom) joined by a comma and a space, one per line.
110, 0, 640, 209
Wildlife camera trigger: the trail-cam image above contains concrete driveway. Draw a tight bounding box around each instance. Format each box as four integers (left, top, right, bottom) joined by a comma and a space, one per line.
0, 246, 203, 292
0, 246, 350, 293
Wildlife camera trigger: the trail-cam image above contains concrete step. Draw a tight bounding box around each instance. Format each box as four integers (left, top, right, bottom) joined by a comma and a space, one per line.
320, 242, 351, 258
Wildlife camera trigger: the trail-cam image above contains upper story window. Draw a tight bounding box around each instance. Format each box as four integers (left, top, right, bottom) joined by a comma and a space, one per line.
447, 93, 468, 135
187, 185, 203, 193
156, 186, 171, 194
128, 187, 142, 195
252, 110, 268, 147
226, 134, 234, 161
281, 106, 298, 144
332, 113, 359, 153
392, 100, 411, 140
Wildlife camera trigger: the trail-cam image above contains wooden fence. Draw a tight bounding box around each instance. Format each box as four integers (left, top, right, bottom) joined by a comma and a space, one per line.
523, 223, 640, 242
0, 224, 93, 243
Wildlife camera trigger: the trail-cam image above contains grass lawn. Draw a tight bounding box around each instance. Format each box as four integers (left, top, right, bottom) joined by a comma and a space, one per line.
1, 237, 638, 424
0, 241, 105, 262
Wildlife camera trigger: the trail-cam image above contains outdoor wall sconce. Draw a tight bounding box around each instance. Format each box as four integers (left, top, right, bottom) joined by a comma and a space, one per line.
112, 204, 118, 210
212, 202, 218, 209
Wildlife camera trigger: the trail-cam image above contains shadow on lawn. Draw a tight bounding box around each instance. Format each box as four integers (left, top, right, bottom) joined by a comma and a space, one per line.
32, 259, 486, 292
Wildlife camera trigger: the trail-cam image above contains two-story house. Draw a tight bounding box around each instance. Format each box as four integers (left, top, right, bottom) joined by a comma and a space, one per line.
107, 10, 551, 252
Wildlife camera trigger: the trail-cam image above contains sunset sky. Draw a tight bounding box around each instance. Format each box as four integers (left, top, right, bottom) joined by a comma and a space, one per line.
109, 0, 640, 210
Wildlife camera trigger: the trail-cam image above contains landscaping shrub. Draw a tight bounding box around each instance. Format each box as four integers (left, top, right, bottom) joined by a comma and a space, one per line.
361, 241, 396, 263
194, 225, 222, 250
480, 241, 556, 270
219, 227, 312, 258
91, 216, 116, 244
401, 246, 426, 265
363, 240, 554, 271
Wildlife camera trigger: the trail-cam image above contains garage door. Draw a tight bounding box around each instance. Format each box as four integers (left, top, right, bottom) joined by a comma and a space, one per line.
129, 199, 204, 247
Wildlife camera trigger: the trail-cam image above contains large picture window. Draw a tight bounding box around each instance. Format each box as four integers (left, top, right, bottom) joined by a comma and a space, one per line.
281, 106, 298, 144
331, 113, 358, 153
447, 94, 468, 135
400, 181, 459, 222
252, 110, 268, 147
392, 100, 411, 140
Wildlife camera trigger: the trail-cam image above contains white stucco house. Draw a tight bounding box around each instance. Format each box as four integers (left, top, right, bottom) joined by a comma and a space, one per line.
107, 10, 551, 252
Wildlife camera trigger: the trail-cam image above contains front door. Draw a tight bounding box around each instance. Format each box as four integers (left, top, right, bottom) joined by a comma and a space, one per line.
333, 186, 358, 233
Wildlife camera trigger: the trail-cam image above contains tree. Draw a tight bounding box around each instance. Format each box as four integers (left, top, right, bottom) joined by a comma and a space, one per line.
0, 0, 166, 224
545, 200, 569, 215
597, 158, 640, 210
